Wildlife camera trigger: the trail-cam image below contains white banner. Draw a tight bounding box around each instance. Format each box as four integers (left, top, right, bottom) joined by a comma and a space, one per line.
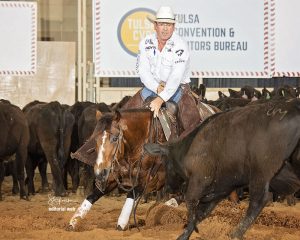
93, 0, 269, 78
0, 42, 75, 108
271, 0, 300, 77
0, 1, 37, 75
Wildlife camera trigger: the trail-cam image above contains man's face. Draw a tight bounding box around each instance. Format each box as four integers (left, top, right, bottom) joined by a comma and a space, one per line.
154, 22, 175, 42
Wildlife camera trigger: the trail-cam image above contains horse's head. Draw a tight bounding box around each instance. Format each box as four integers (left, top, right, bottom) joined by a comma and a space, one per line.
93, 111, 126, 191
94, 109, 157, 192
72, 108, 159, 192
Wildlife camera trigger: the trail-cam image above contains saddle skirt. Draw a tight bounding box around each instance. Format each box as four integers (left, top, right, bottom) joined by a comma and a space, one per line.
158, 101, 180, 141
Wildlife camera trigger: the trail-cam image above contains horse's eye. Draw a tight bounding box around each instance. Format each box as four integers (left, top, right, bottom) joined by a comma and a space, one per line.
111, 136, 118, 142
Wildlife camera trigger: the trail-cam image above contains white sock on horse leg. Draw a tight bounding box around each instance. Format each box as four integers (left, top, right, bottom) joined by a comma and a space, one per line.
117, 197, 135, 230
69, 199, 92, 228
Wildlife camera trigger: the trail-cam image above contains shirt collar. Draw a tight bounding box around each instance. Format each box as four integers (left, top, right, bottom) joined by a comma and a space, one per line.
154, 32, 175, 51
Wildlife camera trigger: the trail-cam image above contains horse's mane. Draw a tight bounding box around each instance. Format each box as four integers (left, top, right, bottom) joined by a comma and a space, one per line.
95, 108, 153, 132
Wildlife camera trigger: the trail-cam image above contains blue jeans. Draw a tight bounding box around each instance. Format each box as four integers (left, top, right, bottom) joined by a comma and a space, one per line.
140, 86, 182, 103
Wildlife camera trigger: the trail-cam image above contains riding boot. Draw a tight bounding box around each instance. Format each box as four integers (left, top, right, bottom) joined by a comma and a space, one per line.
68, 199, 92, 230
116, 197, 135, 230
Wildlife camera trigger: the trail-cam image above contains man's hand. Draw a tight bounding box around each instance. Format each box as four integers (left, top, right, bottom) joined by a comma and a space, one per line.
150, 97, 164, 118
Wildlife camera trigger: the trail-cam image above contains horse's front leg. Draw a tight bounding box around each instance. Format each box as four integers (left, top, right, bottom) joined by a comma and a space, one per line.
66, 185, 106, 231
117, 188, 141, 230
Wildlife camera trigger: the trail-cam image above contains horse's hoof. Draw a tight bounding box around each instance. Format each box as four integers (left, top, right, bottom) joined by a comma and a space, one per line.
21, 196, 30, 201
66, 225, 75, 231
116, 225, 125, 231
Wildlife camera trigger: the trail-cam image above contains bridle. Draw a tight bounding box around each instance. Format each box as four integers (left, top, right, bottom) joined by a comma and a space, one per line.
95, 114, 161, 194
95, 125, 123, 192
110, 125, 141, 193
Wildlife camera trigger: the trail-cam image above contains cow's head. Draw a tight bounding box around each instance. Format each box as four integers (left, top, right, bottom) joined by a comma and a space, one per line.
144, 142, 169, 156
144, 143, 185, 194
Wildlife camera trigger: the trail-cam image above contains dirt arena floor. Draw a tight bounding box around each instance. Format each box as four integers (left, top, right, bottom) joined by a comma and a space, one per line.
1, 177, 300, 240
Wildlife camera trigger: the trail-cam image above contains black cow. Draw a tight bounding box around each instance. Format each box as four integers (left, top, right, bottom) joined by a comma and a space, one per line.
209, 86, 264, 112
274, 85, 297, 99
145, 98, 300, 240
0, 156, 20, 199
261, 87, 272, 100
228, 86, 261, 100
270, 161, 300, 205
78, 102, 111, 146
3, 157, 20, 195
0, 102, 29, 200
61, 104, 76, 192
209, 97, 250, 112
69, 101, 94, 155
207, 89, 251, 112
66, 101, 95, 193
23, 101, 74, 196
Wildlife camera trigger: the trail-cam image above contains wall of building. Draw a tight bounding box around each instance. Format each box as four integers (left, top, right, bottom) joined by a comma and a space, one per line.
37, 0, 93, 61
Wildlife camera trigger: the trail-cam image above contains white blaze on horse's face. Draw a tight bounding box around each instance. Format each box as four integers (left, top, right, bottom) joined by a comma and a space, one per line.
94, 131, 108, 176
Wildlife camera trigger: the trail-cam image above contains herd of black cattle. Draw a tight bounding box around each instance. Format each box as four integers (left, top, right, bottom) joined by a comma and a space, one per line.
0, 84, 300, 205
0, 99, 116, 200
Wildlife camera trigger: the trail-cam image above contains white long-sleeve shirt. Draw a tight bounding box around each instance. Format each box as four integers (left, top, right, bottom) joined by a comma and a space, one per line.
137, 32, 191, 102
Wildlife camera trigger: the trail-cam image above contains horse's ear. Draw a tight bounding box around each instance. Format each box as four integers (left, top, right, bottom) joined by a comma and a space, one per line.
96, 110, 103, 121
114, 110, 121, 122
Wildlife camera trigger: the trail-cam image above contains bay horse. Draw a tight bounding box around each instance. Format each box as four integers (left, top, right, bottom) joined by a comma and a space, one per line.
67, 91, 221, 231
68, 109, 168, 230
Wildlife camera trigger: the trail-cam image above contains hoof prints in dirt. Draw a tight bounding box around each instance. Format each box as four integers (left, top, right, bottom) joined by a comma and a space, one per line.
145, 203, 187, 227
211, 201, 300, 229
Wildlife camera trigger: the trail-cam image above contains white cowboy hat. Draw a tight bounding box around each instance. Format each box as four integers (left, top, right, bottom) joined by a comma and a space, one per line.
147, 6, 176, 24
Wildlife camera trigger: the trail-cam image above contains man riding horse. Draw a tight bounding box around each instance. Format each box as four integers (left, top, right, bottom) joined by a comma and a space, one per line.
123, 6, 201, 131
67, 6, 201, 231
